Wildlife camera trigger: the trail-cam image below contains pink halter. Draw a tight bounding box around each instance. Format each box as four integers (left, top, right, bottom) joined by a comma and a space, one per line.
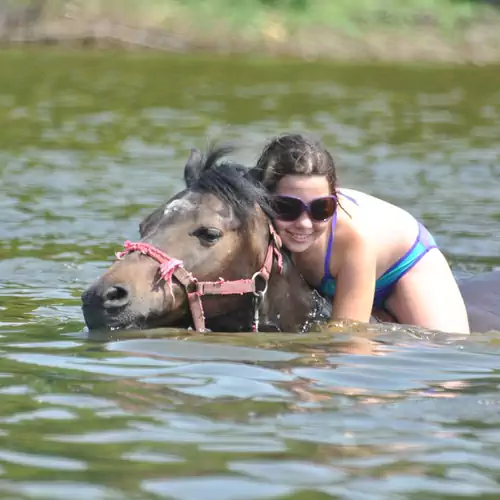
115, 225, 283, 332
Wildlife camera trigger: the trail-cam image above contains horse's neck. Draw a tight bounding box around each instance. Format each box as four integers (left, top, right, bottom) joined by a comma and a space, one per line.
204, 295, 256, 333
202, 255, 330, 333
264, 255, 325, 332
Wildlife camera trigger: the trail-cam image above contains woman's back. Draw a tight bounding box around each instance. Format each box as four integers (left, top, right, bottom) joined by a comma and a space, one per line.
337, 188, 425, 280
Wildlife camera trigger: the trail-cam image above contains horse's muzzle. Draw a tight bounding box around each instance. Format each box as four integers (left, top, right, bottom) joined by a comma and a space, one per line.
81, 281, 136, 330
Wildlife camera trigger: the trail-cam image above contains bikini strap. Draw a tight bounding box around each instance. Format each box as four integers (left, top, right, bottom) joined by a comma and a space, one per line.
324, 210, 337, 278
339, 192, 359, 206
322, 192, 355, 280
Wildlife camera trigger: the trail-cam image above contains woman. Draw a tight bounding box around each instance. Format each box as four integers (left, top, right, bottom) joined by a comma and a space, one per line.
253, 133, 470, 334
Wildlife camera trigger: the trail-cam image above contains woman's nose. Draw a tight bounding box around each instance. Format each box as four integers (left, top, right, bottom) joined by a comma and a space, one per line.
294, 212, 313, 228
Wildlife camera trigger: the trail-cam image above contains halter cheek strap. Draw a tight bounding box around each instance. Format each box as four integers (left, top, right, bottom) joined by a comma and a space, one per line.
115, 224, 283, 332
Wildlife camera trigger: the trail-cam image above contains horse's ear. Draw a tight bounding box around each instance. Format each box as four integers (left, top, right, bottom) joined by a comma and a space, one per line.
245, 165, 264, 184
184, 148, 202, 187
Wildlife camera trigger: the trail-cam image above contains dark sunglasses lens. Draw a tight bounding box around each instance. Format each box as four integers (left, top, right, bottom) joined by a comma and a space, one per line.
310, 197, 336, 221
274, 197, 303, 221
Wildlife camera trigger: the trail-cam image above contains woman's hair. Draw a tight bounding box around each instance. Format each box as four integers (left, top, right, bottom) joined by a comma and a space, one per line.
254, 133, 338, 194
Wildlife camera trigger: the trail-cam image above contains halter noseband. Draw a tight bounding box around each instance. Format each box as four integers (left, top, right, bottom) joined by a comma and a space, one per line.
115, 224, 284, 332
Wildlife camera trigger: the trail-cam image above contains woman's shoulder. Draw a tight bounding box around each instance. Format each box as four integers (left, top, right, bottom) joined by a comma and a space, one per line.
338, 188, 413, 220
335, 187, 420, 261
338, 187, 389, 205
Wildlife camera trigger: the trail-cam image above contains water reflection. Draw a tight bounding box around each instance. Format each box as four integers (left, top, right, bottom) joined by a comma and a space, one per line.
1, 321, 500, 496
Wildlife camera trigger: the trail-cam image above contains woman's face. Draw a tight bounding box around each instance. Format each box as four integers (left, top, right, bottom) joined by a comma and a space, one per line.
273, 175, 333, 253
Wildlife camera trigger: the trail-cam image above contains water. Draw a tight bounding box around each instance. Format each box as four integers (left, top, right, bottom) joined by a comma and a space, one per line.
1, 49, 500, 498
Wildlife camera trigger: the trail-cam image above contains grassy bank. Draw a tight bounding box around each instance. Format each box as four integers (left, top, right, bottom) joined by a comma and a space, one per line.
2, 0, 500, 63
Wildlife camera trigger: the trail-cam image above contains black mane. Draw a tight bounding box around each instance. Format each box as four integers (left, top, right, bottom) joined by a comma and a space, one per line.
185, 146, 275, 225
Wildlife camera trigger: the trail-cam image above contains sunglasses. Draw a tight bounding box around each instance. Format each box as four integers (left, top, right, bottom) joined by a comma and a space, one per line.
273, 195, 337, 222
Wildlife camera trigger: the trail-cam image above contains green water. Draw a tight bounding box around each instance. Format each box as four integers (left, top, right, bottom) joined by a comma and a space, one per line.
1, 49, 500, 499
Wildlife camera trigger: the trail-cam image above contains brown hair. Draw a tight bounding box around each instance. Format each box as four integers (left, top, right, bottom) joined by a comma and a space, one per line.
254, 133, 338, 194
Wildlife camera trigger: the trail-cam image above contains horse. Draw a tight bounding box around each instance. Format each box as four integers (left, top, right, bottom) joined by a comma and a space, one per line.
81, 147, 333, 333
458, 271, 500, 333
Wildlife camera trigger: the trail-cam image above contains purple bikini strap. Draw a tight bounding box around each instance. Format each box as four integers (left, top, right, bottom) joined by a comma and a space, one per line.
324, 192, 358, 278
340, 193, 359, 206
324, 210, 337, 277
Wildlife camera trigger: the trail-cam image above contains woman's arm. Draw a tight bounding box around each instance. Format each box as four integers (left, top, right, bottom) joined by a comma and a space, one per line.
331, 230, 377, 323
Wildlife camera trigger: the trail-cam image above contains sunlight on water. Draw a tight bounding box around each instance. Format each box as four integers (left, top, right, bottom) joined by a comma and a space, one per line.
1, 50, 500, 498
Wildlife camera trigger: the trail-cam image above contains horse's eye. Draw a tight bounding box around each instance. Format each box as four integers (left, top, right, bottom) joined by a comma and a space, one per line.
192, 227, 223, 246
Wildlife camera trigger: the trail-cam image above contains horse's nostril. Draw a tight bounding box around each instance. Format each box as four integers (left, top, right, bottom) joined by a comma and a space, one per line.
103, 284, 130, 308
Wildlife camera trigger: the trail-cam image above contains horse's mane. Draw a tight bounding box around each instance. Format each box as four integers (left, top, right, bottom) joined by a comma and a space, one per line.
139, 145, 277, 238
185, 145, 275, 226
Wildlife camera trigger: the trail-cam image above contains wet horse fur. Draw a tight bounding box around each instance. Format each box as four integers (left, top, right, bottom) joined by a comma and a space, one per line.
81, 147, 332, 333
458, 271, 500, 333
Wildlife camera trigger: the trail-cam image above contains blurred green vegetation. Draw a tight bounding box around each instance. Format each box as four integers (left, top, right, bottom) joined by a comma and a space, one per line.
0, 0, 496, 33
45, 0, 498, 32
1, 0, 500, 61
